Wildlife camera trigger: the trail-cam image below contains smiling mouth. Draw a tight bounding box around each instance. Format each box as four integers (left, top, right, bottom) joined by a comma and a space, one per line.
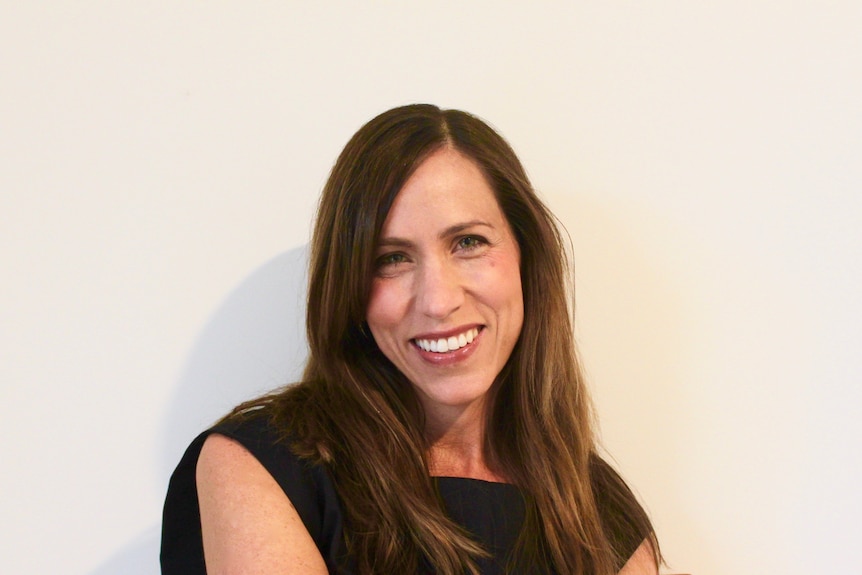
413, 327, 480, 353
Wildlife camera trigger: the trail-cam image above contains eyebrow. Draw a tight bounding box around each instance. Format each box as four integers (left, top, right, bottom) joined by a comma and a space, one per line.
376, 220, 494, 248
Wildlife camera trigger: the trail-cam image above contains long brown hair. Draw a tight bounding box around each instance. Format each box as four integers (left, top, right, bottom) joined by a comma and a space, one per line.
233, 104, 658, 574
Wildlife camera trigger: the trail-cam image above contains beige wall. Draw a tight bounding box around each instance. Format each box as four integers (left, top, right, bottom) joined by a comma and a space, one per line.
2, 3, 860, 574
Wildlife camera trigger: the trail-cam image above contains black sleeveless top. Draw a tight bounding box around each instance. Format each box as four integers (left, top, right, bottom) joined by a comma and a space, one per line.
161, 414, 645, 574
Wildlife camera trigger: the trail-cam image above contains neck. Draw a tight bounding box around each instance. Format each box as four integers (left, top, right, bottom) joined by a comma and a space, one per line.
423, 399, 507, 482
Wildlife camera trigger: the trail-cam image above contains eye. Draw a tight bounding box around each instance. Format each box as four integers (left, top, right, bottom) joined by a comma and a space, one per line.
375, 252, 408, 268
456, 235, 487, 251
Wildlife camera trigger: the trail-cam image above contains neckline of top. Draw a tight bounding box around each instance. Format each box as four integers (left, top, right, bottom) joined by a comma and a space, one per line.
432, 476, 517, 487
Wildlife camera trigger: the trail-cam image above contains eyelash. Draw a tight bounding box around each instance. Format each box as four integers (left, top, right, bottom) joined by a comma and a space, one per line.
456, 235, 487, 251
376, 252, 407, 268
374, 235, 489, 271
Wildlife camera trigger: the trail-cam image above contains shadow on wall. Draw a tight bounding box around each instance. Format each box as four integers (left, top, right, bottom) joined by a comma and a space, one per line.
158, 246, 310, 484
87, 247, 309, 575
87, 526, 161, 575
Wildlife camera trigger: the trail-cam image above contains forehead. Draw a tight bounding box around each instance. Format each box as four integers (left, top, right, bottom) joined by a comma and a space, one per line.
380, 148, 506, 234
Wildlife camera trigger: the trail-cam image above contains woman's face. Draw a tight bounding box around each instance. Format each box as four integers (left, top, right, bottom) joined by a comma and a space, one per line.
366, 147, 524, 422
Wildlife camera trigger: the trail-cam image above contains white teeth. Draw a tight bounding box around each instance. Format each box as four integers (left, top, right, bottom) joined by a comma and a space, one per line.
415, 328, 480, 353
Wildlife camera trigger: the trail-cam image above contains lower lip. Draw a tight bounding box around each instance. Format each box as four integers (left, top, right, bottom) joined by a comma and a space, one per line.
413, 329, 483, 366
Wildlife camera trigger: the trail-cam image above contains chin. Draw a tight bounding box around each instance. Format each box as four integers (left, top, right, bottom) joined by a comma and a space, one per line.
419, 382, 494, 411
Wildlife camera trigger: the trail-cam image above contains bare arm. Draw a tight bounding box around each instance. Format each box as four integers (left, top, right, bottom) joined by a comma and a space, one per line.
618, 539, 659, 575
196, 433, 329, 575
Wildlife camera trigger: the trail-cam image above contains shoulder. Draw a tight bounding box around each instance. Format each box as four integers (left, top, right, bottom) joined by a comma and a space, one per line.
196, 432, 328, 574
617, 539, 659, 575
161, 407, 349, 574
589, 454, 658, 570
201, 408, 343, 541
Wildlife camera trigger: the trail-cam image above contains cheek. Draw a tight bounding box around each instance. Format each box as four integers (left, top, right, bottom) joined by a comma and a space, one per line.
507, 278, 525, 329
496, 266, 525, 340
366, 280, 402, 334
484, 253, 523, 309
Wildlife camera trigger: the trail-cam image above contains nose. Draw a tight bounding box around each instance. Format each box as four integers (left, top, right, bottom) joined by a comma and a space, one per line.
415, 258, 464, 319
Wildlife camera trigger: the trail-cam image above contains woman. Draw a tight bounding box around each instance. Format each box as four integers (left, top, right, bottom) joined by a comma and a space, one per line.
161, 104, 660, 574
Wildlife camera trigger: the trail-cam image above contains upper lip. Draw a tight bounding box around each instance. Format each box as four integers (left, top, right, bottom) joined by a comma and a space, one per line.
411, 324, 483, 341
